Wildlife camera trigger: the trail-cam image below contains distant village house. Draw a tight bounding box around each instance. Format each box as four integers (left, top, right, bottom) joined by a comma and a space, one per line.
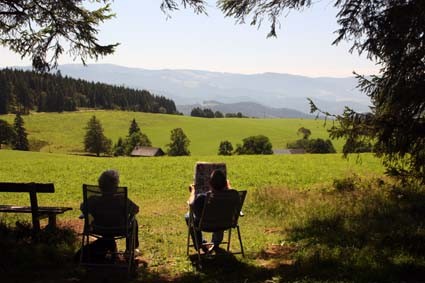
131, 146, 165, 157
273, 148, 306, 155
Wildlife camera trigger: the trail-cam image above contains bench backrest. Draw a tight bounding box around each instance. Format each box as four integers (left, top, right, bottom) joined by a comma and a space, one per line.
0, 182, 56, 232
0, 182, 55, 193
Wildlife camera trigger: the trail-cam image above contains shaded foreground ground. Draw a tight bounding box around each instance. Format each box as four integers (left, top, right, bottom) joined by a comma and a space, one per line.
1, 177, 425, 283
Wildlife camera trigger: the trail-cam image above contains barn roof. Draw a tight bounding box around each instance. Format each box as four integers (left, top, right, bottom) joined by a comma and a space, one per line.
131, 146, 164, 157
273, 148, 306, 154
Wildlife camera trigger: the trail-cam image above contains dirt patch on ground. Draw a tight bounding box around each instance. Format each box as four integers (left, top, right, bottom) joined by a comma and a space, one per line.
256, 244, 297, 269
58, 219, 84, 234
264, 227, 282, 234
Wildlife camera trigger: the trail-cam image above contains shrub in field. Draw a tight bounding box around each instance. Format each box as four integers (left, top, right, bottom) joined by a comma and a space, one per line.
288, 138, 336, 154
234, 135, 273, 155
166, 128, 190, 156
218, 140, 233, 155
83, 115, 111, 157
307, 138, 336, 153
113, 137, 125, 156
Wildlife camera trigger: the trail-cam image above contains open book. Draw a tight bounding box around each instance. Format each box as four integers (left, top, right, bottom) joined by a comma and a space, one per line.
194, 162, 227, 194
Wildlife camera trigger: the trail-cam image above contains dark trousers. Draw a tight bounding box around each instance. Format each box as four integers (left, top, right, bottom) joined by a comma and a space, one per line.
185, 213, 224, 250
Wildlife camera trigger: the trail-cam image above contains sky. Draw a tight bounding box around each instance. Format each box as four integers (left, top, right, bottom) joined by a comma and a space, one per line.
0, 0, 379, 78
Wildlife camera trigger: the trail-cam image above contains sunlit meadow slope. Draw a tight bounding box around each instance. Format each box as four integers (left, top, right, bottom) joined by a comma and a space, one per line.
0, 150, 383, 219
0, 111, 343, 155
0, 151, 390, 279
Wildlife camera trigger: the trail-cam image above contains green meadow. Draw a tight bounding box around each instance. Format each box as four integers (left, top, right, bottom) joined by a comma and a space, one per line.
0, 150, 384, 213
0, 111, 344, 155
1, 112, 424, 282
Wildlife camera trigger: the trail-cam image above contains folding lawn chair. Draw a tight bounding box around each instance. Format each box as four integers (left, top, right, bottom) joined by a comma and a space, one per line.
187, 189, 247, 262
79, 184, 137, 274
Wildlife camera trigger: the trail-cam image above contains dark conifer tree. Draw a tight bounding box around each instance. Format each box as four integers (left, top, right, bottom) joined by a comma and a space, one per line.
12, 113, 29, 151
83, 115, 111, 157
128, 118, 141, 136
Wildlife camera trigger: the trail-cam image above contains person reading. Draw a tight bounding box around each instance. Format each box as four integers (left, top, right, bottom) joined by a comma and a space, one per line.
185, 169, 240, 253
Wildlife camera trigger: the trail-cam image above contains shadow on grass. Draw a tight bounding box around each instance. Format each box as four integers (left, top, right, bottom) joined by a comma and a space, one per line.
0, 221, 174, 283
0, 221, 80, 282
274, 180, 425, 282
2, 179, 425, 283
149, 249, 288, 283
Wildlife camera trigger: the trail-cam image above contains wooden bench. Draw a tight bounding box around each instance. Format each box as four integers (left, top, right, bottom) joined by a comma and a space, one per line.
0, 182, 72, 231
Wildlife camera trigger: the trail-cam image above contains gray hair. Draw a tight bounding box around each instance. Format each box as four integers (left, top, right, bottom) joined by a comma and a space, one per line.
98, 170, 120, 191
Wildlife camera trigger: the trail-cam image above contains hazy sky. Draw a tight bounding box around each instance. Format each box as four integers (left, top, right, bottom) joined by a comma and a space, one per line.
0, 0, 379, 77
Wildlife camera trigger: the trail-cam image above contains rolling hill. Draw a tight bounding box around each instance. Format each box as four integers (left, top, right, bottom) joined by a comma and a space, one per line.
177, 101, 313, 118
0, 111, 343, 155
22, 64, 371, 115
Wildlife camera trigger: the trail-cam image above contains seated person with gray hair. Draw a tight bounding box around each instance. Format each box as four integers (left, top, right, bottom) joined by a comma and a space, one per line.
80, 170, 140, 255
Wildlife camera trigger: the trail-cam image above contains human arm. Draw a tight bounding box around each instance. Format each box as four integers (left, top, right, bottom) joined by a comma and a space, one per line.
128, 199, 139, 215
79, 201, 85, 219
187, 184, 196, 205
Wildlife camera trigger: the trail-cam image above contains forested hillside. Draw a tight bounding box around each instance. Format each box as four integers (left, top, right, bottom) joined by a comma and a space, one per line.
0, 69, 177, 114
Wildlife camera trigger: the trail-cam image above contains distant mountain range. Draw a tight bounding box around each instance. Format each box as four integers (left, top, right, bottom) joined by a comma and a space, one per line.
178, 101, 313, 118
15, 64, 371, 115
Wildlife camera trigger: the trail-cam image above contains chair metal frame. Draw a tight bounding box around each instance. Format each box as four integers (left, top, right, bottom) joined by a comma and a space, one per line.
186, 190, 247, 262
79, 184, 137, 274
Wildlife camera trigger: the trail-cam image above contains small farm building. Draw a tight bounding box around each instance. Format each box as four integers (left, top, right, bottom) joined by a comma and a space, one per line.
273, 148, 306, 155
131, 146, 165, 157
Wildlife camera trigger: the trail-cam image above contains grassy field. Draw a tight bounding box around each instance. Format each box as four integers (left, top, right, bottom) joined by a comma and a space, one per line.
0, 111, 344, 155
0, 150, 402, 282
0, 150, 384, 212
1, 112, 424, 282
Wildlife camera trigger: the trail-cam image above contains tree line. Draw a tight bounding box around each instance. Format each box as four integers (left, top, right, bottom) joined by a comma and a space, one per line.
84, 117, 191, 157
0, 69, 177, 115
190, 107, 246, 118
216, 127, 361, 156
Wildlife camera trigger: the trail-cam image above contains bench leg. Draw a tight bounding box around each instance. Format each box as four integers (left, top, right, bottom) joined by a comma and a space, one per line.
31, 217, 40, 232
47, 214, 57, 229
29, 191, 41, 232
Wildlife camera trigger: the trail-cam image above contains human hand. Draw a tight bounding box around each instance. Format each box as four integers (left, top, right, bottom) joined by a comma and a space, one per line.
226, 179, 231, 189
188, 184, 195, 192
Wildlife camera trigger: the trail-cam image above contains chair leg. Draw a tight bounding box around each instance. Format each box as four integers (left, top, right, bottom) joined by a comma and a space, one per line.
186, 225, 191, 256
80, 233, 90, 265
227, 228, 232, 252
191, 226, 201, 263
79, 234, 86, 265
128, 224, 137, 274
237, 225, 244, 257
